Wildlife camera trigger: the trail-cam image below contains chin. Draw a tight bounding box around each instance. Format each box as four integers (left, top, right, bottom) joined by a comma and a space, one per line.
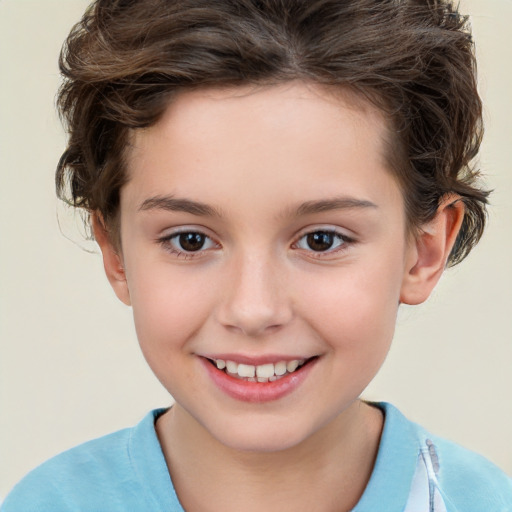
218, 428, 308, 453
203, 412, 323, 454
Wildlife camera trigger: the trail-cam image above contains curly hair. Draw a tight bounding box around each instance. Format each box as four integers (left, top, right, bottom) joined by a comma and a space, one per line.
56, 0, 489, 265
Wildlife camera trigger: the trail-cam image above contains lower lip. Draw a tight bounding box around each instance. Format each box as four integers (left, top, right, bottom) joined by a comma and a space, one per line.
200, 357, 317, 403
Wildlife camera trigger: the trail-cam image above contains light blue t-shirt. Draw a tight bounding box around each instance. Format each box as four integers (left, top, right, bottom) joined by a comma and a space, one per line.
2, 403, 511, 511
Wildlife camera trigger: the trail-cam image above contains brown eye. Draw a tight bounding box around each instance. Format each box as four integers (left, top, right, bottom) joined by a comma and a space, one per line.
159, 230, 217, 257
178, 232, 207, 252
295, 230, 347, 253
306, 232, 335, 251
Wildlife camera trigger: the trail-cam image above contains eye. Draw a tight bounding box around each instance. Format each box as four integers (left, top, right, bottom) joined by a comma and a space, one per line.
159, 230, 217, 256
295, 230, 348, 253
174, 232, 209, 252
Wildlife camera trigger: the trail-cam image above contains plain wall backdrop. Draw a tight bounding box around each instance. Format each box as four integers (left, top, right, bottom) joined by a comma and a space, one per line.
1, 0, 511, 498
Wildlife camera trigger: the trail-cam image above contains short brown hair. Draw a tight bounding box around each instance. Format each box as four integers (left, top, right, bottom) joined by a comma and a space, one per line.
56, 0, 488, 265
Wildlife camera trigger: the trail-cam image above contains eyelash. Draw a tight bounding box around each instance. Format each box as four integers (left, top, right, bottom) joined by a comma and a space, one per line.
157, 228, 354, 259
292, 229, 354, 258
157, 230, 218, 259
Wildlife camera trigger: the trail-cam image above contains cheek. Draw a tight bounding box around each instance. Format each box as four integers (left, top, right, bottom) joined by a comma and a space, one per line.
127, 264, 214, 354
300, 272, 400, 398
297, 255, 404, 354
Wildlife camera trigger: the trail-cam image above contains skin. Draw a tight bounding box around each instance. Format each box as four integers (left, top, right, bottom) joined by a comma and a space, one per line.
93, 82, 463, 512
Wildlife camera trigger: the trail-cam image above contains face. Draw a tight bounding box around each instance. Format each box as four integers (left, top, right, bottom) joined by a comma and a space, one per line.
109, 82, 418, 452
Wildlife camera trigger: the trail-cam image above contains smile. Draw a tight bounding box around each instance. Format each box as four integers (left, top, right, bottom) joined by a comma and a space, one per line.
201, 356, 318, 403
210, 358, 307, 382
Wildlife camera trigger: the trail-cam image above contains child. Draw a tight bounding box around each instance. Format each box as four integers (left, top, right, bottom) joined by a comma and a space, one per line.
2, 0, 511, 510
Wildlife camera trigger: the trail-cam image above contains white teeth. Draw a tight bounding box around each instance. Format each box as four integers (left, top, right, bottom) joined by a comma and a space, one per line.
256, 363, 274, 379
237, 363, 256, 378
213, 358, 306, 381
274, 361, 287, 376
226, 360, 238, 374
286, 360, 299, 372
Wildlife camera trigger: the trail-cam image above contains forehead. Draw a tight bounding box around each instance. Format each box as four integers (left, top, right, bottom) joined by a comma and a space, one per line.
131, 82, 388, 154
123, 82, 401, 218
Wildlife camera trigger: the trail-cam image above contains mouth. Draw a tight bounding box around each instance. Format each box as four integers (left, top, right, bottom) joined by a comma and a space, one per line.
200, 355, 319, 403
205, 357, 315, 383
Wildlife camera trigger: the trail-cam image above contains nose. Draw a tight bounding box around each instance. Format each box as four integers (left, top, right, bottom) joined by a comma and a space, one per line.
215, 252, 293, 337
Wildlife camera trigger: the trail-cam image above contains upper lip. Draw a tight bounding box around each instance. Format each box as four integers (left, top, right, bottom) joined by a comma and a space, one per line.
199, 353, 317, 366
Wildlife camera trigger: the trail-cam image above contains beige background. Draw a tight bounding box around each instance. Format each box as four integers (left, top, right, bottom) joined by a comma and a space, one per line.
0, 0, 511, 498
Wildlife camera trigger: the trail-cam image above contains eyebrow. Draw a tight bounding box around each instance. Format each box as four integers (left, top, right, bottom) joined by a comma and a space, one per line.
293, 197, 378, 216
139, 195, 223, 217
138, 194, 377, 218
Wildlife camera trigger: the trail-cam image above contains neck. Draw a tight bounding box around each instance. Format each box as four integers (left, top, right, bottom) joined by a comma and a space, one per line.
156, 400, 383, 512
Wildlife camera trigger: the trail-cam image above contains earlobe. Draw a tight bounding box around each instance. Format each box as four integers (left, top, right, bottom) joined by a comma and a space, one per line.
400, 195, 465, 305
91, 213, 131, 306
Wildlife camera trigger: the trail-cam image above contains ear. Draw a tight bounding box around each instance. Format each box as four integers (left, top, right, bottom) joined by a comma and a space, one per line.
400, 195, 465, 305
91, 213, 131, 306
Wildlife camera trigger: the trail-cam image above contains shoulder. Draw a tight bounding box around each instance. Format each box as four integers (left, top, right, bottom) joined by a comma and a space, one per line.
1, 428, 133, 511
431, 432, 512, 510
381, 403, 512, 511
1, 410, 170, 512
